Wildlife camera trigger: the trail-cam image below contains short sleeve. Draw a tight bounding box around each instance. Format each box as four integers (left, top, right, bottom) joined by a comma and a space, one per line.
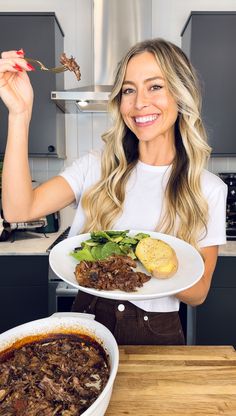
59, 151, 101, 207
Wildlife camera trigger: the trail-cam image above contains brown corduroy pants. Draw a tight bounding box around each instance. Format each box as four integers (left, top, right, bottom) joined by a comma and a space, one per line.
71, 291, 185, 345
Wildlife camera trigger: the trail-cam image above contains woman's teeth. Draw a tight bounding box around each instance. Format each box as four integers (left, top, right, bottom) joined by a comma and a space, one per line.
134, 114, 158, 123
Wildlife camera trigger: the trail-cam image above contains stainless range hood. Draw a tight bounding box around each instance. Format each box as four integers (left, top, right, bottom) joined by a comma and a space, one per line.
51, 0, 152, 113
51, 85, 111, 113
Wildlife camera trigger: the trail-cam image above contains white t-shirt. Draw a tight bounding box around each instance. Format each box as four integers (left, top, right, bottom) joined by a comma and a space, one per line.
59, 150, 227, 312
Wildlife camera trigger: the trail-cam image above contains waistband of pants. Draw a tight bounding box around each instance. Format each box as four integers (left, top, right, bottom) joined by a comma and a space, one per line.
72, 290, 178, 317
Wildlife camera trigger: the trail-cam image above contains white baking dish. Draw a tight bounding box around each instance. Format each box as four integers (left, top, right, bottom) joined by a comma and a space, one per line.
0, 312, 119, 416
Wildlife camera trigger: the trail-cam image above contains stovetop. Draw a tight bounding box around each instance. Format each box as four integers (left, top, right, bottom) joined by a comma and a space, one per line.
46, 227, 70, 252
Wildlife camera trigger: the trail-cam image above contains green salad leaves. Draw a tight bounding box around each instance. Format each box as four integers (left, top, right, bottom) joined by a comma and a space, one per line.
70, 230, 150, 262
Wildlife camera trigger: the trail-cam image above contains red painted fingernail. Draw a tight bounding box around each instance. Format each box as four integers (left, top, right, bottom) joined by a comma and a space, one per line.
26, 63, 35, 71
13, 63, 23, 71
16, 49, 24, 55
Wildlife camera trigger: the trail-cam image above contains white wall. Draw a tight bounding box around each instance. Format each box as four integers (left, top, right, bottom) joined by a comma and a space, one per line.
1, 0, 236, 227
152, 0, 236, 46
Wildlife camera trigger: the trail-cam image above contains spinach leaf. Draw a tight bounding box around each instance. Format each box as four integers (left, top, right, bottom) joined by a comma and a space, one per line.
70, 246, 95, 261
101, 242, 122, 258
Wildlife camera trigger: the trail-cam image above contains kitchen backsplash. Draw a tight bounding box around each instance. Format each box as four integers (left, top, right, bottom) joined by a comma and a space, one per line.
208, 157, 236, 174
29, 158, 64, 184
30, 112, 110, 183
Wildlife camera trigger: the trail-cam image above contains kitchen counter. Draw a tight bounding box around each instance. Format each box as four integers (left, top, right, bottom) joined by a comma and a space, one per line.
219, 240, 236, 256
0, 230, 62, 255
106, 345, 236, 415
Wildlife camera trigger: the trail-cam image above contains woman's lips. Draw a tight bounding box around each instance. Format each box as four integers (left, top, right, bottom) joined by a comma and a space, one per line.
133, 114, 160, 126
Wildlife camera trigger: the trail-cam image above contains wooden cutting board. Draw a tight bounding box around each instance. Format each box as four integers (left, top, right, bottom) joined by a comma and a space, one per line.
106, 345, 236, 415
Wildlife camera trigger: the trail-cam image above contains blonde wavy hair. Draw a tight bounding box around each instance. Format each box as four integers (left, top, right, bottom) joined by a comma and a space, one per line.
81, 38, 211, 248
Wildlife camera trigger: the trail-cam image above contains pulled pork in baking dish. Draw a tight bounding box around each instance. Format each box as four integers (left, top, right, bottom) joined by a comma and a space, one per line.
75, 255, 151, 291
0, 334, 109, 415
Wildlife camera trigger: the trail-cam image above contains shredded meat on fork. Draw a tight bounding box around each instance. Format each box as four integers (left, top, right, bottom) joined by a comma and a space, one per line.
60, 53, 81, 81
75, 255, 151, 292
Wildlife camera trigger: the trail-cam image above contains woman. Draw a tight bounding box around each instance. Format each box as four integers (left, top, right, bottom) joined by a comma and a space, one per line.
0, 39, 227, 345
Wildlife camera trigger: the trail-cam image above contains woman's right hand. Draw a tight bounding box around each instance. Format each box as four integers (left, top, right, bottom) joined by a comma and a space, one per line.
0, 49, 35, 116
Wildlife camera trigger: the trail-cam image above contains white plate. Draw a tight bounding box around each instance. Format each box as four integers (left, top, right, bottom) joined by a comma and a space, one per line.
49, 230, 204, 301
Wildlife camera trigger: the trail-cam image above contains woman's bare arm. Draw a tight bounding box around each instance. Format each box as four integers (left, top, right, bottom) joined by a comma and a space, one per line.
2, 113, 75, 222
176, 245, 218, 306
0, 50, 75, 222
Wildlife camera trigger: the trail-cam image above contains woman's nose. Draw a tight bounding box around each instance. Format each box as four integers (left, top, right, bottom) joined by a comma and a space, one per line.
135, 90, 149, 110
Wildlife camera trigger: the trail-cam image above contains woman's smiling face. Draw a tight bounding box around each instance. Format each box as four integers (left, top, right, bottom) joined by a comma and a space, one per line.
120, 51, 178, 144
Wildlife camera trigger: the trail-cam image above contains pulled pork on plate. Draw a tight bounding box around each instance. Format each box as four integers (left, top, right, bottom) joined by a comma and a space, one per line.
75, 255, 151, 292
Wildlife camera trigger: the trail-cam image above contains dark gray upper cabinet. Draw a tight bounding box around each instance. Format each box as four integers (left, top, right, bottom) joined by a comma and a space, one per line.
181, 12, 236, 156
0, 12, 65, 158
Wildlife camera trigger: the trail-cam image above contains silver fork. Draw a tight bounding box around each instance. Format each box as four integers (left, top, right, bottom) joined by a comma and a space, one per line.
25, 57, 68, 73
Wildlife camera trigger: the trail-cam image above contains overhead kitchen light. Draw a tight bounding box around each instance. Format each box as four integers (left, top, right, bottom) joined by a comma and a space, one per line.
76, 101, 108, 112
76, 99, 108, 113
76, 100, 88, 108
51, 0, 151, 113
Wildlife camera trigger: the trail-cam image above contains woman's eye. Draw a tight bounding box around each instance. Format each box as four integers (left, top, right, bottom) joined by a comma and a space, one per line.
122, 87, 135, 95
150, 84, 163, 91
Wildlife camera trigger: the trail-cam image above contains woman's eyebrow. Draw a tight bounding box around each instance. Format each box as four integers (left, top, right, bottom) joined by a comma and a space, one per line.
122, 76, 164, 85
